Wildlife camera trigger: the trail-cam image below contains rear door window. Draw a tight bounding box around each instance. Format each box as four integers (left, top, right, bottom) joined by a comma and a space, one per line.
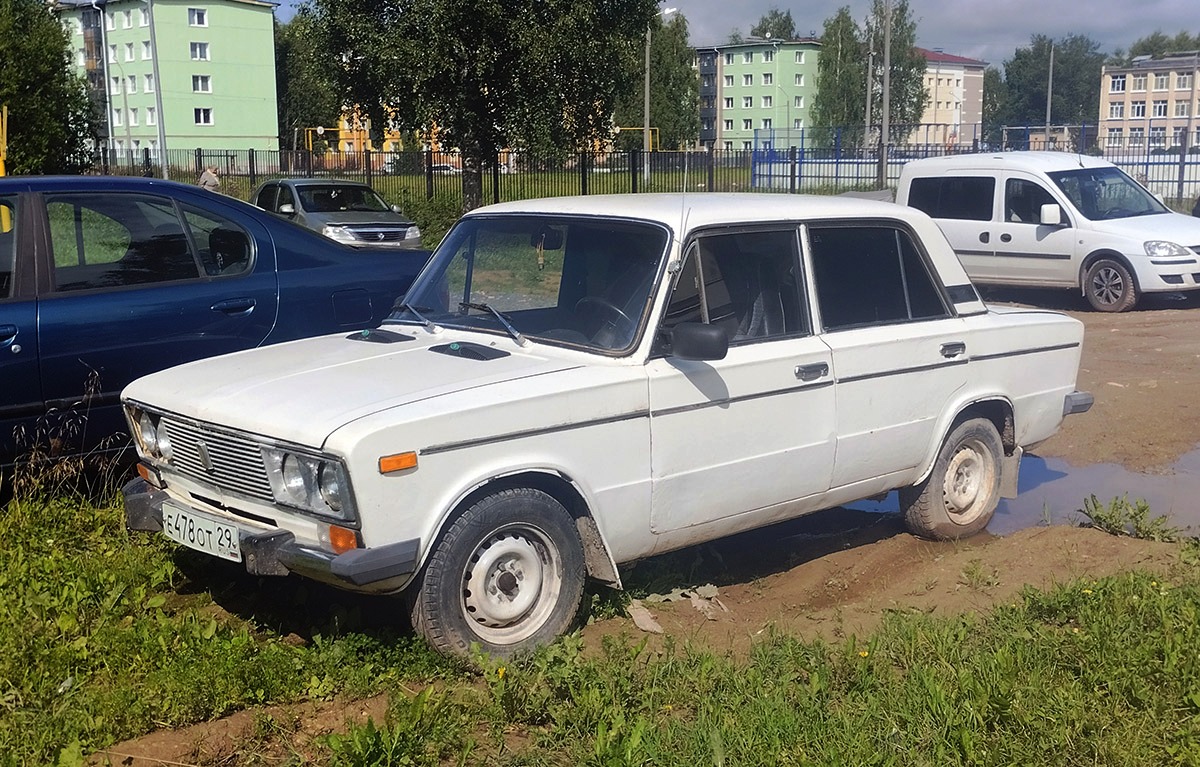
908, 176, 995, 221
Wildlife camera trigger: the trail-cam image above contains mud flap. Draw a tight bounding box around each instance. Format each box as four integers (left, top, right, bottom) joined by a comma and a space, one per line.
1000, 446, 1022, 499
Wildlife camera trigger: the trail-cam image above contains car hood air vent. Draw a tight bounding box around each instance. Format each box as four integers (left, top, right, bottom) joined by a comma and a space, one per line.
346, 328, 414, 344
429, 342, 510, 360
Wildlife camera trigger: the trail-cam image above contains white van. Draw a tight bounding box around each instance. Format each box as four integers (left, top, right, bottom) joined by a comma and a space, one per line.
896, 152, 1200, 311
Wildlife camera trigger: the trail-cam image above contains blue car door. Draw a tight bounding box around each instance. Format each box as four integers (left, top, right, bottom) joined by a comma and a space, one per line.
34, 186, 280, 456
0, 187, 43, 466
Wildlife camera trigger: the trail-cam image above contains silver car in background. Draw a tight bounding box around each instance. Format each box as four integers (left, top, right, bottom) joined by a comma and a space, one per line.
253, 179, 422, 250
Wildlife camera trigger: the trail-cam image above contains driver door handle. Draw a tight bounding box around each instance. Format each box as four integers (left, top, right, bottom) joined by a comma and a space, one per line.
941, 341, 967, 358
211, 298, 257, 316
795, 362, 829, 381
0, 324, 17, 346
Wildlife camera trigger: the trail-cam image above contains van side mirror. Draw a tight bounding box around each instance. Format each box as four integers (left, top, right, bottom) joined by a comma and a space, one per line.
1039, 203, 1063, 227
670, 322, 728, 361
278, 203, 296, 215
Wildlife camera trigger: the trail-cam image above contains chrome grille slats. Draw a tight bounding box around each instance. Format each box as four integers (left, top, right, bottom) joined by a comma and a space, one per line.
160, 417, 273, 501
346, 225, 408, 242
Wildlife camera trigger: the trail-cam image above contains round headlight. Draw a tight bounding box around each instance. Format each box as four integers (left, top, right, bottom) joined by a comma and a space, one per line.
138, 412, 158, 454
318, 462, 342, 512
156, 425, 173, 462
280, 454, 307, 502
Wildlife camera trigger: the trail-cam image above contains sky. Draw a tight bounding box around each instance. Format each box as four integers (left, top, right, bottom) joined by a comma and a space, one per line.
274, 0, 1199, 67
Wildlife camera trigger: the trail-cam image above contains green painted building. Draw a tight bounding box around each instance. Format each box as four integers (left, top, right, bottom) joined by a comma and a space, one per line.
696, 39, 821, 150
56, 0, 279, 160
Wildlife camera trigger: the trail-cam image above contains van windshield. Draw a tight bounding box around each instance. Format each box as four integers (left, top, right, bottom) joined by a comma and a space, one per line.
1047, 167, 1168, 221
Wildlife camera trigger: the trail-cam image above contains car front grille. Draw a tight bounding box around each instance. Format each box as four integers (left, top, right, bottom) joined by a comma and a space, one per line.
160, 417, 274, 502
345, 225, 410, 243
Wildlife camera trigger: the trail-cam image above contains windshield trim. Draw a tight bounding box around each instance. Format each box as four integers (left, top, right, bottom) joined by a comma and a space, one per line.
389, 212, 675, 358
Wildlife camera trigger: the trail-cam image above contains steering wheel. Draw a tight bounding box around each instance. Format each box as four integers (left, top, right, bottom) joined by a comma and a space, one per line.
575, 296, 634, 345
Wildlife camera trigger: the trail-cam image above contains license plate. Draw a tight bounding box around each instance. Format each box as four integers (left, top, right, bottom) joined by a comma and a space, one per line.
162, 503, 242, 562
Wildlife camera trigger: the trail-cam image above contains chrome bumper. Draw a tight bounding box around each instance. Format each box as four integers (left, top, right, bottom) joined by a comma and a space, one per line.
122, 477, 419, 588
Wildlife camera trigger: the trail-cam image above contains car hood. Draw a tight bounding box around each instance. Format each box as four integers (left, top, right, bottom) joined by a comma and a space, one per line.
1091, 211, 1200, 247
123, 331, 582, 449
302, 210, 415, 227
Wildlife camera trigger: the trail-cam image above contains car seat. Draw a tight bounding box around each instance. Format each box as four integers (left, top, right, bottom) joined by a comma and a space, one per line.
208, 228, 250, 275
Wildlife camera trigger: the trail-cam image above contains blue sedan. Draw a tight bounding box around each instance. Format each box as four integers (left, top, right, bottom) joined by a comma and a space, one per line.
0, 176, 428, 474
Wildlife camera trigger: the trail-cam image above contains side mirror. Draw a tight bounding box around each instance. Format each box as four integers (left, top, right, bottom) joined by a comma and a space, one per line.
391, 204, 402, 214
670, 322, 728, 361
278, 203, 296, 215
1039, 203, 1063, 227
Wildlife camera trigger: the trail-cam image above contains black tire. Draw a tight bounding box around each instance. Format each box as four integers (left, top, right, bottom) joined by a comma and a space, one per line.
1083, 258, 1137, 312
900, 418, 1003, 540
408, 487, 585, 659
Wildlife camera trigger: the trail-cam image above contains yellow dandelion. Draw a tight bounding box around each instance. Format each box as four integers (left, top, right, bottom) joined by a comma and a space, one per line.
662, 704, 674, 712
1151, 581, 1158, 587
1072, 627, 1080, 634
859, 650, 870, 658
1082, 589, 1093, 595
497, 666, 506, 679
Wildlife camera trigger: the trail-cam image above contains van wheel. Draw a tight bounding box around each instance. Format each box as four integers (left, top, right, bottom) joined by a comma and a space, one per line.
900, 418, 1003, 540
408, 488, 585, 659
1084, 259, 1137, 312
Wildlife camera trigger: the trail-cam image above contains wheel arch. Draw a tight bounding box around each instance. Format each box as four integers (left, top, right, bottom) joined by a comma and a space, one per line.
917, 396, 1015, 486
1078, 249, 1139, 295
426, 469, 622, 588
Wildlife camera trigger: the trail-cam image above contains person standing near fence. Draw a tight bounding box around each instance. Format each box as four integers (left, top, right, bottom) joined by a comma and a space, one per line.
198, 164, 221, 192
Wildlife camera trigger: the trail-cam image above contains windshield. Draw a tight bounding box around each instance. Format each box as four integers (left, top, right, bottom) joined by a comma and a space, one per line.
297, 185, 390, 213
1047, 166, 1168, 221
388, 215, 669, 353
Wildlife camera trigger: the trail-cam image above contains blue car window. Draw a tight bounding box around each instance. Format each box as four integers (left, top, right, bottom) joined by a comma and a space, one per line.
47, 193, 202, 292
0, 196, 14, 299
181, 204, 254, 276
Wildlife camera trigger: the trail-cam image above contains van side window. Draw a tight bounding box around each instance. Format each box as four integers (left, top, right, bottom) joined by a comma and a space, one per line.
1005, 179, 1058, 224
809, 225, 949, 332
908, 177, 994, 221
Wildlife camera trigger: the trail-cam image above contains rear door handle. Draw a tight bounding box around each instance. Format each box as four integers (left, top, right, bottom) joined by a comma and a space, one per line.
940, 341, 966, 358
979, 232, 990, 244
0, 324, 17, 347
211, 298, 257, 316
795, 362, 829, 381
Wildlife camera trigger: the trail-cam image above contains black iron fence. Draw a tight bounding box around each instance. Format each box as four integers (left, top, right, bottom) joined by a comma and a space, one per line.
88, 128, 1200, 209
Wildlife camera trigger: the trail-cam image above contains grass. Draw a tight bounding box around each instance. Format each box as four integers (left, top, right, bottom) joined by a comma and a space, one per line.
1078, 494, 1181, 542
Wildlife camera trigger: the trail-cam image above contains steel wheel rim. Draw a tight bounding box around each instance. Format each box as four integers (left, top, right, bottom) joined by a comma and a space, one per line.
1090, 266, 1125, 306
941, 438, 996, 525
461, 524, 563, 645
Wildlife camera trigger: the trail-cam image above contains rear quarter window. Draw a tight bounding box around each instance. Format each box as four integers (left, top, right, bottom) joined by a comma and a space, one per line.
908, 176, 995, 221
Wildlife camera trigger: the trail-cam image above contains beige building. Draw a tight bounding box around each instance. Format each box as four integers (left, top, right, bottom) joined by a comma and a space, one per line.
1099, 52, 1200, 153
909, 48, 986, 147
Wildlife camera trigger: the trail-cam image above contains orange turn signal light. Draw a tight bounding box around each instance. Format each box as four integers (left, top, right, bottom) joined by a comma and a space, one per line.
378, 451, 418, 474
328, 525, 359, 554
137, 462, 163, 489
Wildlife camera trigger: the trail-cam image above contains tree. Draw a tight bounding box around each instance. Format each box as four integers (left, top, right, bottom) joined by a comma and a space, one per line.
751, 7, 796, 40
726, 28, 744, 45
1119, 30, 1200, 62
810, 7, 865, 141
0, 0, 98, 174
981, 66, 1007, 146
275, 15, 340, 150
1002, 34, 1105, 127
864, 0, 927, 136
613, 13, 699, 150
308, 0, 656, 209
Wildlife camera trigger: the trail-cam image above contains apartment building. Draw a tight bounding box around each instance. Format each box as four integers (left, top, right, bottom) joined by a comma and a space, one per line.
1099, 52, 1200, 152
696, 39, 821, 150
56, 0, 279, 160
910, 48, 986, 147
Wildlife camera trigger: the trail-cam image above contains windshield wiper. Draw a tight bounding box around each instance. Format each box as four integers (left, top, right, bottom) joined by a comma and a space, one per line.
388, 302, 440, 333
459, 302, 528, 347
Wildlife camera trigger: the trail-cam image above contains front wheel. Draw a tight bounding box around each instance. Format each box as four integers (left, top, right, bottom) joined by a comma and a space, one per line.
1083, 259, 1137, 312
408, 487, 586, 659
900, 418, 1004, 540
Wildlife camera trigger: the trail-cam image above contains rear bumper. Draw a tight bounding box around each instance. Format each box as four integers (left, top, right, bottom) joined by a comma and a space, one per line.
1063, 390, 1094, 416
121, 477, 419, 589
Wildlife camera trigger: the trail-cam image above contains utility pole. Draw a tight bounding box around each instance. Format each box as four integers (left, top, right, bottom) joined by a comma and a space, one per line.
864, 34, 874, 145
147, 0, 168, 177
877, 0, 892, 187
1044, 40, 1054, 150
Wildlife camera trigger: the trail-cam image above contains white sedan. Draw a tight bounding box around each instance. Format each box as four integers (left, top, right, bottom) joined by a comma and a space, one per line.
122, 194, 1092, 658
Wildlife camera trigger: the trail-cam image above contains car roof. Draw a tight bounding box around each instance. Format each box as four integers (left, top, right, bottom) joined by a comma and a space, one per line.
467, 193, 916, 232
275, 178, 373, 189
901, 151, 1116, 174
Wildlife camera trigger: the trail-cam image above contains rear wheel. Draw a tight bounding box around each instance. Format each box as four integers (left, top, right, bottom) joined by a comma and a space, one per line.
900, 418, 1003, 540
1083, 259, 1137, 312
408, 487, 586, 659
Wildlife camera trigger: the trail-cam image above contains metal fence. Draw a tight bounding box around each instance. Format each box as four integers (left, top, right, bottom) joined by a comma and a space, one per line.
89, 127, 1200, 209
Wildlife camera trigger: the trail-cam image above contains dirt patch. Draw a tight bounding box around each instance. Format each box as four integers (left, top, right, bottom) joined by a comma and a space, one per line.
96, 293, 1200, 762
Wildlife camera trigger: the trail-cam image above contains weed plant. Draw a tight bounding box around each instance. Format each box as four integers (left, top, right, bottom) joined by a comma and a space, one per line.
1079, 494, 1181, 542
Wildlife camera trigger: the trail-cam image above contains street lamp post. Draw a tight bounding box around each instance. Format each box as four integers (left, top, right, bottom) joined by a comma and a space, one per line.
644, 6, 676, 184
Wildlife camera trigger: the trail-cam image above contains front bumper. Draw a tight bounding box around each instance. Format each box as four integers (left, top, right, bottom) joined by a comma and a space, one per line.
122, 477, 420, 589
